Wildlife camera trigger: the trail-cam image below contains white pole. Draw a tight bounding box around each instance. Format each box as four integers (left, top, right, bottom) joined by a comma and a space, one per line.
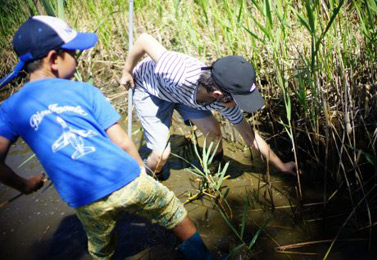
127, 0, 134, 137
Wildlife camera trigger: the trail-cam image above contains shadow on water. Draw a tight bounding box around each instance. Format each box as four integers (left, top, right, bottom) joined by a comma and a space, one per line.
29, 213, 180, 260
29, 214, 87, 260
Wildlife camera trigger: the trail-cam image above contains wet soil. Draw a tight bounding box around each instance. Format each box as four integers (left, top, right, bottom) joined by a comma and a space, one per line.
0, 113, 375, 260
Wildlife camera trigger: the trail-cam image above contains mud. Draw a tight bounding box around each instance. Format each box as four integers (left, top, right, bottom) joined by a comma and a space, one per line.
0, 112, 375, 260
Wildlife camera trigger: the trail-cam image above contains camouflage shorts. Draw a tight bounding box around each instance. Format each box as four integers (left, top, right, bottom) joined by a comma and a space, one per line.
76, 172, 187, 260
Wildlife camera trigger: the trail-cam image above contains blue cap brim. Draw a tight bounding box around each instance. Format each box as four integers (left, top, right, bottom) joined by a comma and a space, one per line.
61, 32, 98, 50
0, 60, 25, 89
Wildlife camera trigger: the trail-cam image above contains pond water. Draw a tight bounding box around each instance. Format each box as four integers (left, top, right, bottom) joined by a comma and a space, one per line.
0, 113, 374, 260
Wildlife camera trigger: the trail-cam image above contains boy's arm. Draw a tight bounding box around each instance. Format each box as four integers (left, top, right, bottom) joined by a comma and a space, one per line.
121, 33, 167, 89
0, 136, 45, 194
105, 123, 144, 167
234, 118, 297, 175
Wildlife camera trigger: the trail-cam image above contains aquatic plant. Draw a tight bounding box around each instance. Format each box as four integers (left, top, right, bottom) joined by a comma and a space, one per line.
172, 133, 233, 218
172, 132, 272, 257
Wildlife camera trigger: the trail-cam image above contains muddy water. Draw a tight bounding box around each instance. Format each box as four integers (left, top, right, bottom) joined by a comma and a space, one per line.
0, 113, 374, 260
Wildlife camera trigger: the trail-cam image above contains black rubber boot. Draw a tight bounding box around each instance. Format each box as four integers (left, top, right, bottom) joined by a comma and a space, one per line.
178, 231, 226, 260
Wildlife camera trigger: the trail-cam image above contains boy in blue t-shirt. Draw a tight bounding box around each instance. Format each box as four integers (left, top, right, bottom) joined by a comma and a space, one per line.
0, 16, 224, 260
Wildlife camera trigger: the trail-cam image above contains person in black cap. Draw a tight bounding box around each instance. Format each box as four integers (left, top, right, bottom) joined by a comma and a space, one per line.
121, 33, 297, 178
0, 17, 223, 260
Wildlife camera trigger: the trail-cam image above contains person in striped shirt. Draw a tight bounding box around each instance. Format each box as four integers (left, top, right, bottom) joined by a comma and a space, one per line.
121, 33, 297, 179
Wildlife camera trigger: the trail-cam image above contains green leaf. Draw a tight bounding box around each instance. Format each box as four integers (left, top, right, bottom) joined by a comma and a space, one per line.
314, 0, 345, 58
348, 146, 377, 168
57, 0, 65, 20
248, 217, 271, 249
217, 206, 243, 241
294, 8, 311, 33
237, 0, 244, 23
227, 243, 245, 259
264, 0, 273, 28
241, 24, 265, 43
198, 0, 209, 24
250, 15, 270, 39
240, 201, 248, 239
74, 71, 83, 82
250, 0, 263, 15
208, 139, 221, 165
223, 188, 230, 199
305, 0, 315, 33
368, 0, 377, 13
26, 0, 36, 16
86, 77, 94, 85
170, 152, 205, 176
216, 162, 229, 190
41, 0, 56, 16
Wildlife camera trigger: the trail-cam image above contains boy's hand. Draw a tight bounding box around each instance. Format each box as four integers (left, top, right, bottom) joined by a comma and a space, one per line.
23, 173, 46, 194
280, 161, 300, 176
120, 71, 135, 90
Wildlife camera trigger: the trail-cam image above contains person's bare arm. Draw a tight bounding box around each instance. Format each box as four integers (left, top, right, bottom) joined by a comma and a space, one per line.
234, 118, 296, 175
0, 136, 45, 194
121, 33, 167, 89
105, 123, 143, 167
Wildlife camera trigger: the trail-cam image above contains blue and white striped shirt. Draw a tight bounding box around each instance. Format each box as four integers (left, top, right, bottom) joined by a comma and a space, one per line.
133, 51, 243, 124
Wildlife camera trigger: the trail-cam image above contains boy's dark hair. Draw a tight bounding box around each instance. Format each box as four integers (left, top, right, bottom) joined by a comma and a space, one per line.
25, 59, 43, 73
198, 71, 233, 103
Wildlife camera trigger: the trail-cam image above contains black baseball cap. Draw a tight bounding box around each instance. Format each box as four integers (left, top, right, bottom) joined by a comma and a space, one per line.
0, 16, 98, 88
209, 56, 265, 112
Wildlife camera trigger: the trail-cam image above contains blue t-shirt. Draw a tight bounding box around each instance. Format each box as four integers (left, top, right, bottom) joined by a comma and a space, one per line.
0, 78, 140, 208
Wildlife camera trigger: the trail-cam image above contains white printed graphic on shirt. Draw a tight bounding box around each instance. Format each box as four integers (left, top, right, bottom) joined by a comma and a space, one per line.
52, 116, 97, 160
30, 103, 88, 131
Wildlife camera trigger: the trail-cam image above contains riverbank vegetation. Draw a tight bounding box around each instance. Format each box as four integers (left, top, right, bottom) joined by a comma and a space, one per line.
1, 0, 376, 259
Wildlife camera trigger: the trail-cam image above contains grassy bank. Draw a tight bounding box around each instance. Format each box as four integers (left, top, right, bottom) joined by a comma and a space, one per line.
1, 0, 376, 258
